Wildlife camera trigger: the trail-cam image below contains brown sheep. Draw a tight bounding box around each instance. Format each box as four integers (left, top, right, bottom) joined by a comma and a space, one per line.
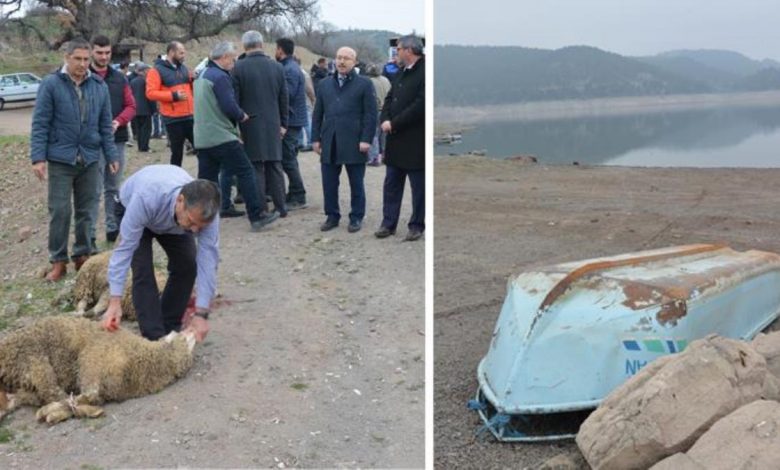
73, 251, 167, 321
0, 316, 195, 424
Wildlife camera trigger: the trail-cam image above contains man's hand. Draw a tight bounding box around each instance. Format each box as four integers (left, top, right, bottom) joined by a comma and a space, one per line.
280, 127, 287, 138
173, 90, 188, 101
359, 142, 371, 153
380, 120, 392, 133
32, 161, 46, 182
312, 142, 321, 155
108, 161, 120, 175
111, 120, 120, 133
189, 312, 210, 342
101, 297, 123, 332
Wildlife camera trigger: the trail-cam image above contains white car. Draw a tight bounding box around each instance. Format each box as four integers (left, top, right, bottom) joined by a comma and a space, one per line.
0, 73, 42, 110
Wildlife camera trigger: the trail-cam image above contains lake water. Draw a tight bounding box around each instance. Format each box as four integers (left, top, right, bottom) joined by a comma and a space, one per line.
435, 106, 780, 167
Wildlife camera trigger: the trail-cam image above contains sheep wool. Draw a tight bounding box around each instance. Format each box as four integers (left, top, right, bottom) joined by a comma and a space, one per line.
0, 316, 195, 424
73, 251, 167, 321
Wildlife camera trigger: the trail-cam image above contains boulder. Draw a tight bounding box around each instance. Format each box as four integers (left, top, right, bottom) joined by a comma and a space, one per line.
576, 335, 771, 470
534, 452, 586, 470
651, 400, 780, 470
752, 330, 780, 380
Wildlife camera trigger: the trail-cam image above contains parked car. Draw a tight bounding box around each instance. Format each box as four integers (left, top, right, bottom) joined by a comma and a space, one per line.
0, 73, 42, 110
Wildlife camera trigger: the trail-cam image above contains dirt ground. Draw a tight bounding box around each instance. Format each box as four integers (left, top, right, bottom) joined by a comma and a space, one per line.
0, 123, 425, 468
0, 103, 34, 136
434, 156, 780, 469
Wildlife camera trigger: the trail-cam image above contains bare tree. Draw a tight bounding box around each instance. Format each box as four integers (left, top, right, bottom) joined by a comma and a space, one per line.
5, 0, 316, 50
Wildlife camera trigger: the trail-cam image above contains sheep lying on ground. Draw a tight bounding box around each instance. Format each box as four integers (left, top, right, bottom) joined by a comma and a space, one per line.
0, 316, 196, 424
72, 251, 167, 321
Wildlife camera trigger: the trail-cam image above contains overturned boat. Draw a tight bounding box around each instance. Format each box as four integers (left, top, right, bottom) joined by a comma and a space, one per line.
469, 244, 780, 441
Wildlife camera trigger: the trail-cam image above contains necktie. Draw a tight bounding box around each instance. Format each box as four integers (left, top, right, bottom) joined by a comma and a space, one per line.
338, 75, 345, 88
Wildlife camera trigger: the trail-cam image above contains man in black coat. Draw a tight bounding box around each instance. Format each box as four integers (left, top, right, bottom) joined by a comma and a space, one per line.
230, 30, 289, 217
375, 35, 426, 241
130, 63, 155, 152
312, 47, 377, 233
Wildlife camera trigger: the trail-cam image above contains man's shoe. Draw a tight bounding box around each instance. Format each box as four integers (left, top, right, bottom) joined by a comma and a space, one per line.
374, 227, 396, 239
73, 255, 90, 271
45, 262, 67, 282
106, 230, 119, 243
348, 220, 362, 233
233, 194, 244, 205
320, 219, 339, 232
404, 229, 424, 242
220, 207, 246, 218
287, 201, 308, 211
250, 211, 280, 232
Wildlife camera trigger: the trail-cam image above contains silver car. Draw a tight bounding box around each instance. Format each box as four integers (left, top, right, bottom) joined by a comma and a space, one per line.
0, 73, 42, 110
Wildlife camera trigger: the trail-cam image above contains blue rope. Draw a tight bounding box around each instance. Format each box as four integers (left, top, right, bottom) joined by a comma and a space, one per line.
475, 412, 511, 438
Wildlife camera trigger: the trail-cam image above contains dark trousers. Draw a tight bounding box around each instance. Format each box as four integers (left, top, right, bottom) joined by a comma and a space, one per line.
47, 160, 99, 263
132, 228, 196, 341
282, 127, 306, 203
165, 119, 194, 167
252, 160, 286, 214
197, 140, 263, 222
381, 164, 425, 231
321, 162, 366, 224
132, 115, 152, 151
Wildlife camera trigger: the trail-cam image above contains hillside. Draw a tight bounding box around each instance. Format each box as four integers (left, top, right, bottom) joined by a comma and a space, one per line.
435, 45, 780, 107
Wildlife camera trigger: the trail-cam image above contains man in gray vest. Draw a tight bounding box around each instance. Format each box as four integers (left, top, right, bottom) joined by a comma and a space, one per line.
193, 41, 278, 232
88, 34, 136, 246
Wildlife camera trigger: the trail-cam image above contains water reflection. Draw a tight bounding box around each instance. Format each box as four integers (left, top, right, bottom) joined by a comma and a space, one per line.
436, 106, 780, 167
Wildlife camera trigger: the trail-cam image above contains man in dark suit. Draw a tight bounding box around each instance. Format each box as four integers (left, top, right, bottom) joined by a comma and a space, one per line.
130, 63, 155, 153
375, 35, 426, 241
311, 47, 377, 233
232, 30, 289, 218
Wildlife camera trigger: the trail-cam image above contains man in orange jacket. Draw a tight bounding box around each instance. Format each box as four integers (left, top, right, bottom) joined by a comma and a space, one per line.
146, 41, 194, 167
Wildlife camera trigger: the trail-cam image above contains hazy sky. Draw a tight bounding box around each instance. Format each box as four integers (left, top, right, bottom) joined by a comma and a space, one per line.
319, 0, 425, 35
435, 0, 780, 60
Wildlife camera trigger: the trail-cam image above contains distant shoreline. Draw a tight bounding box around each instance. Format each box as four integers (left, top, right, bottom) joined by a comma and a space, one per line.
435, 91, 780, 125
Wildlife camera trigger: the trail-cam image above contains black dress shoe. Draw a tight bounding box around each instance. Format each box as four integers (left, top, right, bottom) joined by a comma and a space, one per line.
374, 227, 396, 239
287, 201, 309, 211
220, 207, 246, 218
404, 229, 424, 241
348, 220, 362, 233
320, 219, 339, 231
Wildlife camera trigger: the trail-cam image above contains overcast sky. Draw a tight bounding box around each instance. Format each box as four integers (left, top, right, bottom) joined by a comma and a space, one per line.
435, 0, 780, 60
318, 0, 425, 36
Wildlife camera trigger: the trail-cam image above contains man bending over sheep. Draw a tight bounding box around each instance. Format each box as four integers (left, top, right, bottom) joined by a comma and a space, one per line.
102, 164, 218, 342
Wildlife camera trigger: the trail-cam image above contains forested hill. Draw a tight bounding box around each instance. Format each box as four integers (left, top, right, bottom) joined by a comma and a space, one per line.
435, 45, 780, 107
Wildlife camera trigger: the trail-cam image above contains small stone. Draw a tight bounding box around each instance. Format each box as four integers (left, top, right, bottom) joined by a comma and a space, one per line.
17, 226, 32, 242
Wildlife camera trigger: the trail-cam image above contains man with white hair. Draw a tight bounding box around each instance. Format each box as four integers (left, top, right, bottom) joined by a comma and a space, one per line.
193, 41, 278, 232
311, 46, 377, 233
231, 30, 289, 218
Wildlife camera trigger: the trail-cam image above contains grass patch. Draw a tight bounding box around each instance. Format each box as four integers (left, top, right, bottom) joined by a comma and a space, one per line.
0, 135, 29, 146
290, 382, 309, 391
0, 426, 14, 443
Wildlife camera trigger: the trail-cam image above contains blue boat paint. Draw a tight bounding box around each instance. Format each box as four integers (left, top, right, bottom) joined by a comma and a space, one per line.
473, 245, 780, 441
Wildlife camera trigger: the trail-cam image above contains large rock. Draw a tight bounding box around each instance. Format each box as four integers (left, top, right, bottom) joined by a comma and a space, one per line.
576, 335, 771, 470
752, 330, 780, 380
651, 400, 780, 469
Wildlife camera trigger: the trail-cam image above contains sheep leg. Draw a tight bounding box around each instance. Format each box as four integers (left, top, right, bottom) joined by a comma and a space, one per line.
74, 299, 89, 316
22, 356, 72, 425
35, 401, 73, 424
70, 388, 105, 419
91, 290, 111, 318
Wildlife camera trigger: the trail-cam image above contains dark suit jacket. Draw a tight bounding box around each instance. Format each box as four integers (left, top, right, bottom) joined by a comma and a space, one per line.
312, 70, 377, 165
233, 51, 288, 162
381, 56, 425, 170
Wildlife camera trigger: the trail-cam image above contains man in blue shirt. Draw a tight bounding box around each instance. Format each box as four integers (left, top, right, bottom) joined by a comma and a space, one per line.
101, 165, 219, 342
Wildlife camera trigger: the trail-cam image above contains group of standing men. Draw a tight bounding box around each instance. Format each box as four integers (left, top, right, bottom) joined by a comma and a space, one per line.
29, 31, 425, 343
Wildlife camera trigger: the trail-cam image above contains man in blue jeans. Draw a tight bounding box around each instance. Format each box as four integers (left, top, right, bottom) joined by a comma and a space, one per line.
30, 38, 118, 282
276, 38, 308, 210
193, 41, 279, 232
